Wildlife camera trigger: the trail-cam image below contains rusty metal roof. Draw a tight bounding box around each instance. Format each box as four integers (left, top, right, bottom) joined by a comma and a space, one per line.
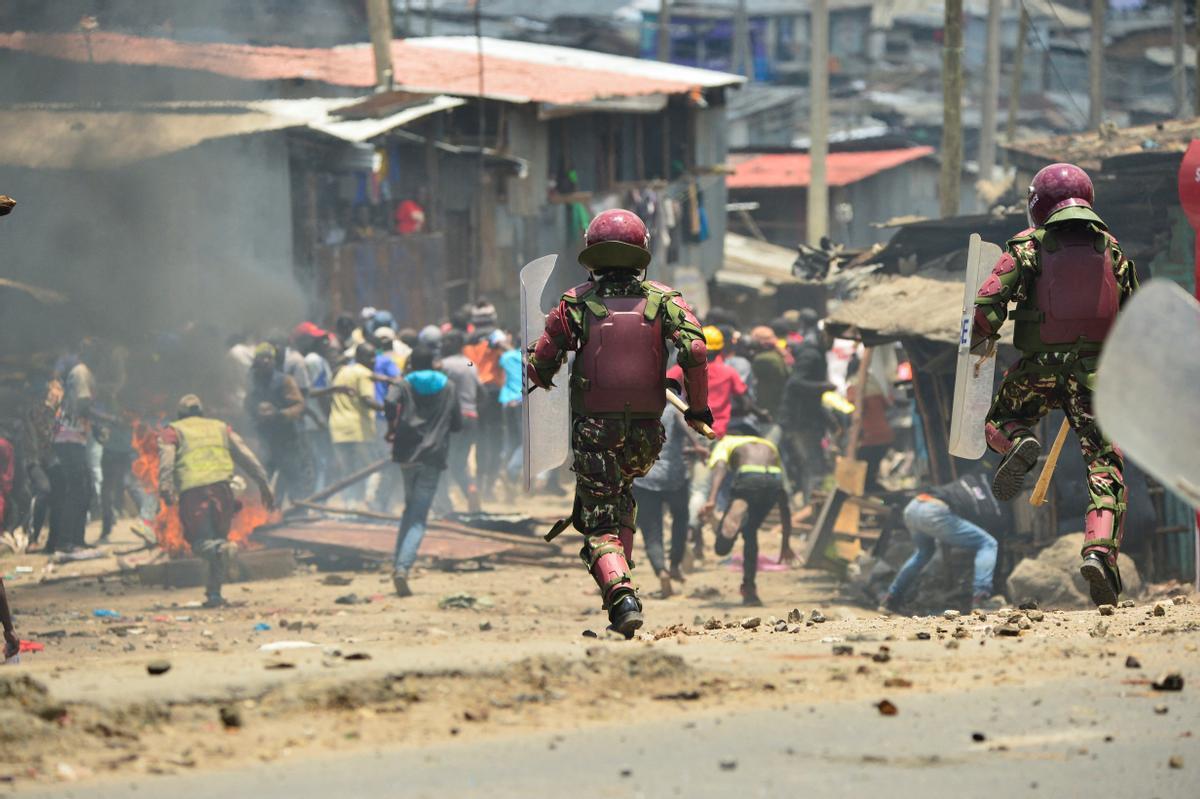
0, 31, 743, 105
727, 147, 935, 190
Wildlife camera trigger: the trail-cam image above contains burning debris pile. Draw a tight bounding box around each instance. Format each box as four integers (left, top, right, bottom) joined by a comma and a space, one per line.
130, 418, 277, 557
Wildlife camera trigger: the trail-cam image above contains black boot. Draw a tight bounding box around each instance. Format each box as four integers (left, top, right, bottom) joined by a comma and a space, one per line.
607, 592, 644, 639
992, 438, 1042, 501
1080, 552, 1120, 607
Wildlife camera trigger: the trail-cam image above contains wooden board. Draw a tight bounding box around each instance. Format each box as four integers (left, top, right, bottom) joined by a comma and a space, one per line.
833, 455, 868, 533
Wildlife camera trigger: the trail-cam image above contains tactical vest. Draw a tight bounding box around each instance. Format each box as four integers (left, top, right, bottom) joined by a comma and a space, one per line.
567, 282, 672, 418
1012, 224, 1119, 354
170, 416, 235, 493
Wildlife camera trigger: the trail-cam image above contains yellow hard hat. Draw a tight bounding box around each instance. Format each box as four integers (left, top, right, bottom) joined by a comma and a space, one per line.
703, 325, 725, 352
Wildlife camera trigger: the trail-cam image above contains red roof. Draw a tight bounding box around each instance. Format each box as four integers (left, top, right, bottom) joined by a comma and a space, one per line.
0, 32, 741, 105
727, 147, 936, 190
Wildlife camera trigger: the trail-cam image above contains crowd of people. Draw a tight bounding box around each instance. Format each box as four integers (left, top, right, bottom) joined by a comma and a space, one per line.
0, 293, 918, 609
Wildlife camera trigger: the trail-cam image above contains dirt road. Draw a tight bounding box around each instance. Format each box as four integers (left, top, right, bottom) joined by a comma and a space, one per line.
1, 516, 1197, 795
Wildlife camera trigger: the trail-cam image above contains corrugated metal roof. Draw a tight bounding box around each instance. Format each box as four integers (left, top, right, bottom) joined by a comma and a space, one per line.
0, 96, 465, 169
0, 32, 743, 105
727, 147, 935, 190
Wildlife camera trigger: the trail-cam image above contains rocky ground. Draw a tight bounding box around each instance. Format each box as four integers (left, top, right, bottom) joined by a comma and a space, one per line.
1, 510, 1197, 794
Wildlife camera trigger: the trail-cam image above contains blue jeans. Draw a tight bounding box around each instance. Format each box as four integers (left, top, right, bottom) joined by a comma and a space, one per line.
888, 497, 998, 600
393, 464, 443, 574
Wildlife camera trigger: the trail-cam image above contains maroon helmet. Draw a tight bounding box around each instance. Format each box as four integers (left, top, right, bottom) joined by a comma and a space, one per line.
578, 208, 651, 271
1027, 163, 1094, 227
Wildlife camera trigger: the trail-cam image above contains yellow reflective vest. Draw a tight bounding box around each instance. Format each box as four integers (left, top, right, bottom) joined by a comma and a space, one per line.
170, 416, 235, 493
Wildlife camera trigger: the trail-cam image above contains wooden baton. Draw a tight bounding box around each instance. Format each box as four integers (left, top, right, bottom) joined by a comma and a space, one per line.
1029, 418, 1071, 507
665, 390, 717, 440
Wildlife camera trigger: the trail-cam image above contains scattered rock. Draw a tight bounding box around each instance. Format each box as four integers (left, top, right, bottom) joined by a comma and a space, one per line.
1006, 533, 1142, 609
1152, 672, 1184, 692
1016, 617, 1033, 631
1154, 704, 1169, 715
218, 705, 243, 729
832, 645, 854, 656
582, 630, 598, 638
883, 677, 912, 688
1018, 601, 1039, 611
1153, 604, 1167, 617
875, 699, 898, 716
619, 768, 632, 778
1025, 610, 1045, 622
971, 732, 987, 742
321, 574, 353, 586
146, 660, 171, 676
438, 593, 493, 610
773, 621, 788, 633
479, 621, 493, 632
741, 617, 761, 630
654, 690, 701, 701
810, 610, 827, 623
915, 631, 932, 640
787, 609, 803, 624
1119, 599, 1135, 608
1098, 604, 1115, 616
1125, 655, 1141, 669
945, 639, 960, 649
996, 624, 1021, 637
264, 662, 295, 670
872, 648, 892, 663
1089, 622, 1109, 638
1168, 755, 1183, 769
943, 609, 961, 620
703, 618, 722, 631
719, 760, 738, 771
334, 594, 361, 605
688, 587, 721, 600
1171, 596, 1189, 605
343, 652, 372, 661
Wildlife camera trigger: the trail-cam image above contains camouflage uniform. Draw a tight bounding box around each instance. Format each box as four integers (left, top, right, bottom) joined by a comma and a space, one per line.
529, 273, 708, 606
973, 208, 1138, 578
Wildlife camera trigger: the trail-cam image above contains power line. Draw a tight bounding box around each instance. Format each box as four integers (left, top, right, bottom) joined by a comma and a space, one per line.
1020, 0, 1090, 127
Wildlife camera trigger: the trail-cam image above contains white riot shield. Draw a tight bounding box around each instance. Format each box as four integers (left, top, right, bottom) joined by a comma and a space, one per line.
948, 234, 1004, 459
521, 255, 572, 491
1096, 280, 1200, 508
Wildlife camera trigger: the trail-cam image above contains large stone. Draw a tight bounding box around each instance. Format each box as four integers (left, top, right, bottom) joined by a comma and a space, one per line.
1005, 533, 1141, 610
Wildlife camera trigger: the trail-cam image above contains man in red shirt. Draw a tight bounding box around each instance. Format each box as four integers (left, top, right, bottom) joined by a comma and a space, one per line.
667, 326, 748, 561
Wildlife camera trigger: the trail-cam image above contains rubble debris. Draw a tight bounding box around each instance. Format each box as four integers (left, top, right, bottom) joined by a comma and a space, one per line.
1152, 672, 1184, 692
1125, 656, 1142, 669
719, 760, 738, 771
145, 660, 171, 676
1153, 604, 1168, 617
582, 630, 598, 638
875, 699, 898, 716
334, 594, 362, 605
218, 705, 243, 729
883, 677, 912, 688
479, 621, 493, 632
740, 617, 762, 630
943, 610, 961, 620
832, 645, 854, 656
654, 690, 701, 701
810, 610, 827, 624
996, 624, 1021, 637
1119, 599, 1136, 608
1154, 704, 1169, 715
1098, 604, 1115, 616
1171, 596, 1189, 605
689, 587, 721, 600
321, 575, 353, 586
1089, 622, 1109, 638
1168, 755, 1183, 769
703, 618, 722, 631
872, 648, 891, 663
1026, 610, 1045, 622
915, 631, 932, 640
971, 732, 987, 742
773, 621, 788, 633
438, 593, 493, 610
1018, 601, 1039, 611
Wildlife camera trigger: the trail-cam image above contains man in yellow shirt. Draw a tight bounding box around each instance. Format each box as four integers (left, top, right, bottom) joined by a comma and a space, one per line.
329, 343, 384, 505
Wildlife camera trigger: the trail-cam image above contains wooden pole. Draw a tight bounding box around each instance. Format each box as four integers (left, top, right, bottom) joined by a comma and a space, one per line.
940, 0, 963, 218
1089, 0, 1105, 129
1005, 4, 1029, 159
1173, 0, 1187, 118
808, 0, 830, 245
657, 0, 672, 62
979, 0, 1002, 184
846, 347, 875, 461
366, 0, 394, 90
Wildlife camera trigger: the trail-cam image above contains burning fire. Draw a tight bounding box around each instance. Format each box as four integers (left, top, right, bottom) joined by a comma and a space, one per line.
131, 418, 279, 557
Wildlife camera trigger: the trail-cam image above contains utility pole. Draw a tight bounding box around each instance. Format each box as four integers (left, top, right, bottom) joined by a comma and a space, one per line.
808, 0, 829, 245
1005, 4, 1029, 155
1089, 0, 1104, 129
979, 0, 1001, 185
657, 0, 672, 62
366, 0, 394, 90
941, 0, 963, 218
1173, 0, 1187, 117
735, 0, 753, 80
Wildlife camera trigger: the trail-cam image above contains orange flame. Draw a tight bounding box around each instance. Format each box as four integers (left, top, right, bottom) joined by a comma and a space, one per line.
131, 417, 279, 557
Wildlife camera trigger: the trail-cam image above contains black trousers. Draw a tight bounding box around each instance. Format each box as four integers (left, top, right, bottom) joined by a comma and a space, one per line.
719, 473, 785, 590
47, 443, 92, 552
632, 483, 690, 575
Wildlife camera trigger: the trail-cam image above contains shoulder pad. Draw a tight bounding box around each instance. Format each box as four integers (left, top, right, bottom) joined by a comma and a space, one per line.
642, 280, 680, 296
562, 281, 596, 303
1007, 226, 1037, 245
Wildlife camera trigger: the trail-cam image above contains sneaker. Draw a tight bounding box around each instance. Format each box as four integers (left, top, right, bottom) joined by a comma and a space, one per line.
202, 596, 228, 609
392, 569, 413, 598
714, 532, 737, 558
992, 438, 1042, 501
1080, 553, 1120, 607
607, 592, 644, 639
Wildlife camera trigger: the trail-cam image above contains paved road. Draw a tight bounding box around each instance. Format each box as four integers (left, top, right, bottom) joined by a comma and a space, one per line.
26, 680, 1197, 798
